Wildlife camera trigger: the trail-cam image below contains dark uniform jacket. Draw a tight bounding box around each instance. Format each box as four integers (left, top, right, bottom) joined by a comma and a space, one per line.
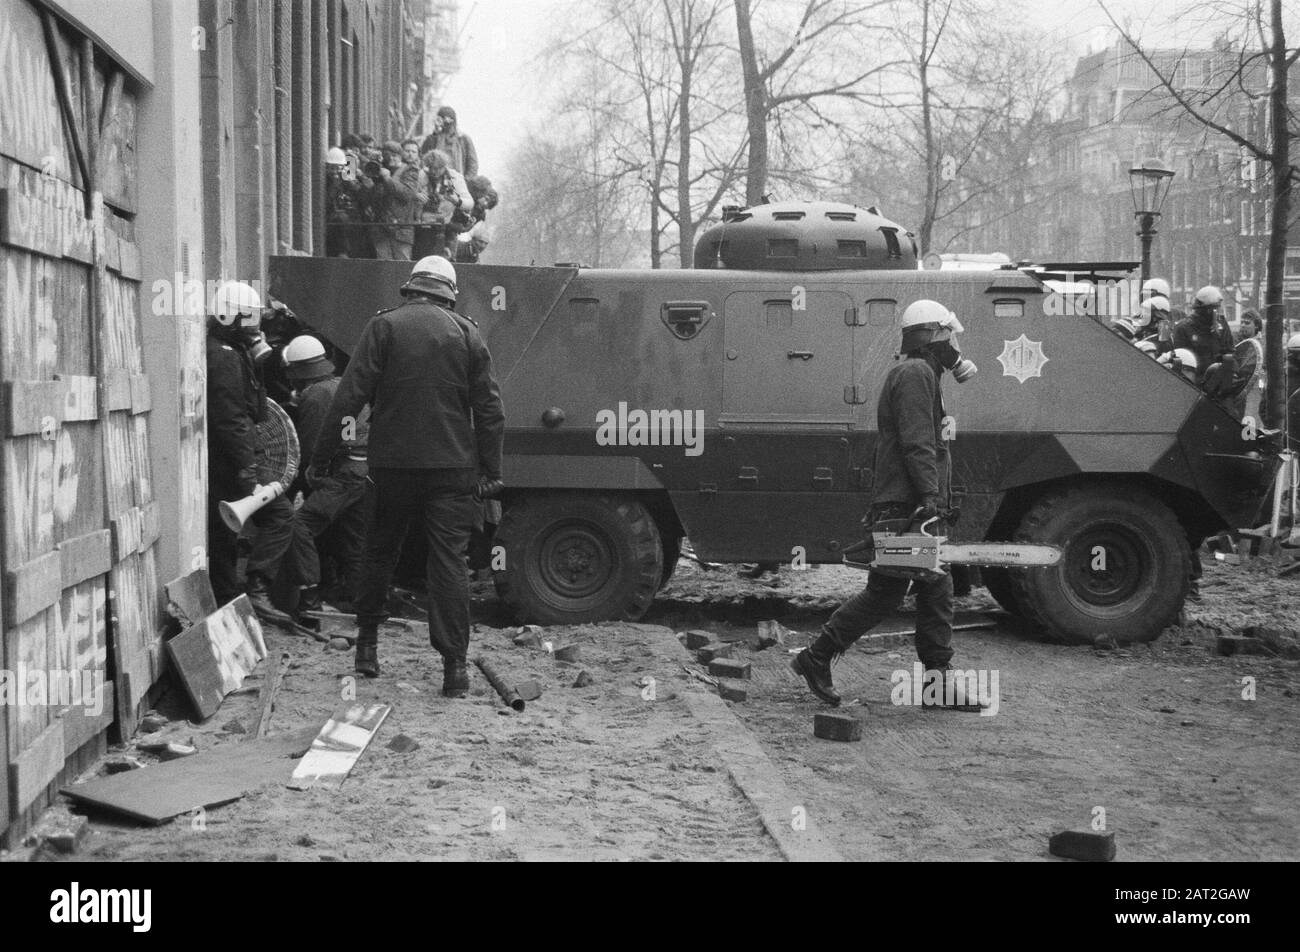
871, 353, 950, 507
312, 296, 504, 475
207, 333, 266, 496
295, 377, 368, 468
1172, 314, 1235, 384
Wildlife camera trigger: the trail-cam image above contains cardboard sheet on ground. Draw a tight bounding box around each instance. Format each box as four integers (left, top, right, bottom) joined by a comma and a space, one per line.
288, 703, 391, 790
166, 595, 267, 719
61, 728, 317, 824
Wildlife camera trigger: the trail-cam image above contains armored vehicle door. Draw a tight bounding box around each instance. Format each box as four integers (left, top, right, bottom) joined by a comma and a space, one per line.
721, 289, 856, 423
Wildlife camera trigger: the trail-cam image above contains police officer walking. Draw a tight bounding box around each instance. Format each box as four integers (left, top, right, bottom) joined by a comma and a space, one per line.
310, 256, 505, 694
791, 300, 979, 707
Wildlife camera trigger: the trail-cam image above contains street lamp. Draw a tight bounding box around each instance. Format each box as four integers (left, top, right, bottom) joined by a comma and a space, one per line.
1128, 158, 1176, 289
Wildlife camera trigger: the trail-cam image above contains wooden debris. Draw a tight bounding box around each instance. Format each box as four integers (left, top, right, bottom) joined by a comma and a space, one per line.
288, 703, 392, 791
63, 728, 318, 825
165, 595, 267, 719
251, 652, 293, 739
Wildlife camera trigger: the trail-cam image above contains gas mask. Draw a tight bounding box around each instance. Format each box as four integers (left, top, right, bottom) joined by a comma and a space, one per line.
243, 330, 273, 363
931, 339, 978, 383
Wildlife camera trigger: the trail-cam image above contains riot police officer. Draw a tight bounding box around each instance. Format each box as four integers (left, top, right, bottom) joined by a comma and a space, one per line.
1172, 286, 1236, 400
791, 300, 978, 707
206, 282, 317, 614
310, 256, 505, 694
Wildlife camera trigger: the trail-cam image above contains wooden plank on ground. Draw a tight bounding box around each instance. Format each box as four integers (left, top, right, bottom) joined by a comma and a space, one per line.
252, 652, 292, 739
288, 703, 391, 791
164, 568, 218, 628
61, 727, 317, 825
3, 379, 64, 436
9, 718, 65, 814
165, 595, 266, 720
3, 550, 61, 626
57, 528, 110, 589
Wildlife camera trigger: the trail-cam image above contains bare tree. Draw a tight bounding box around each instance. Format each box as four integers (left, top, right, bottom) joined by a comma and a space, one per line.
734, 0, 899, 206
545, 0, 744, 267
1101, 0, 1298, 429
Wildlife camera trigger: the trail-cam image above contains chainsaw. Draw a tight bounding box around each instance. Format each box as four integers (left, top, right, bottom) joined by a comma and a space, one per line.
842, 511, 1062, 582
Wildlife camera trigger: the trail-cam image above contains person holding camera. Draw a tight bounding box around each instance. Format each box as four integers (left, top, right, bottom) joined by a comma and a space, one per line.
370, 139, 427, 261
415, 148, 474, 259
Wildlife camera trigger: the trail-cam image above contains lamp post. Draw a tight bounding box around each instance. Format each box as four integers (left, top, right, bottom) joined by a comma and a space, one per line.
1128, 158, 1176, 289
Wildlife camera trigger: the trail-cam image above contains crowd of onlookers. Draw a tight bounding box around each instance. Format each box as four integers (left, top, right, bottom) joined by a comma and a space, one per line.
324, 105, 499, 263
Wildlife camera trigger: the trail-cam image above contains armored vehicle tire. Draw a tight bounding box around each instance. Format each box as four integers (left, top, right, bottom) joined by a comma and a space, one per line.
980, 567, 1023, 617
660, 536, 682, 589
493, 494, 664, 625
1010, 486, 1191, 644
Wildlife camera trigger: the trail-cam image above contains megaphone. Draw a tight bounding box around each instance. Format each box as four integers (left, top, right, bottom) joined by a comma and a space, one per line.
220, 481, 286, 532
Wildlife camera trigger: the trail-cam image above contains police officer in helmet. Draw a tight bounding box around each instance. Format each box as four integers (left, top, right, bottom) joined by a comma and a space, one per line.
310, 256, 504, 694
792, 300, 979, 707
206, 282, 317, 615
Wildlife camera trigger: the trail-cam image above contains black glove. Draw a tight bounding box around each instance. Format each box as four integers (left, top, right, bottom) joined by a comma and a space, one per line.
473, 476, 504, 501
917, 495, 942, 521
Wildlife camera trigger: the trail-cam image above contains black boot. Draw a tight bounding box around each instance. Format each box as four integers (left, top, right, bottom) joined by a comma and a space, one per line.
245, 573, 279, 620
791, 631, 842, 706
442, 658, 469, 698
355, 627, 379, 678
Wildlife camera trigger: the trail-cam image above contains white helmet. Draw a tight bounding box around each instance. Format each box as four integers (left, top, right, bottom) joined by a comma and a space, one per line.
900, 299, 963, 334
325, 147, 348, 166
1146, 295, 1170, 315
1160, 347, 1199, 381
401, 255, 458, 302
1193, 286, 1223, 308
1287, 333, 1300, 353
211, 281, 263, 327
282, 335, 334, 380
1142, 278, 1170, 299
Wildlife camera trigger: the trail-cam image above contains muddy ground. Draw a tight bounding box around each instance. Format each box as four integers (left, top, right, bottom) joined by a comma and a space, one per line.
9, 555, 1300, 862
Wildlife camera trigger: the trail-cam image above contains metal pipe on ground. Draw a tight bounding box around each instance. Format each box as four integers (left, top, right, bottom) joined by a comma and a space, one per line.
474, 656, 525, 712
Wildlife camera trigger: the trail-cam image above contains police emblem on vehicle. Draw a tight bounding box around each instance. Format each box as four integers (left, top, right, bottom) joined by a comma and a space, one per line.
997, 334, 1048, 383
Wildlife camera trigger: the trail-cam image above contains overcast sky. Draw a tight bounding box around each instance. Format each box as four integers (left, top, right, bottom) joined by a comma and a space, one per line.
440, 0, 1257, 177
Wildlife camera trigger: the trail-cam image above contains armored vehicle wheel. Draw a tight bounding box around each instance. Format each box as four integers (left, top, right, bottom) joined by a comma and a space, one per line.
494, 494, 663, 625
659, 536, 682, 589
980, 567, 1023, 617
1010, 486, 1190, 644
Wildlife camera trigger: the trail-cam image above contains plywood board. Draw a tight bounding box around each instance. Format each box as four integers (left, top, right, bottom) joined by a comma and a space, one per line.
57, 528, 110, 589
62, 727, 318, 825
3, 380, 65, 435
2, 549, 60, 626
164, 568, 218, 628
165, 595, 266, 720
8, 718, 63, 813
288, 703, 391, 791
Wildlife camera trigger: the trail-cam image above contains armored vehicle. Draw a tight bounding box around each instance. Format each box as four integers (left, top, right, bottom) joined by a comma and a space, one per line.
271, 201, 1273, 644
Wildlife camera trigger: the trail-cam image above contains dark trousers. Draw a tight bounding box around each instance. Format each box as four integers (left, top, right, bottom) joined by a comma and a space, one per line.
298, 460, 368, 600
355, 467, 476, 660
824, 571, 955, 669
208, 479, 315, 605
824, 502, 954, 668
